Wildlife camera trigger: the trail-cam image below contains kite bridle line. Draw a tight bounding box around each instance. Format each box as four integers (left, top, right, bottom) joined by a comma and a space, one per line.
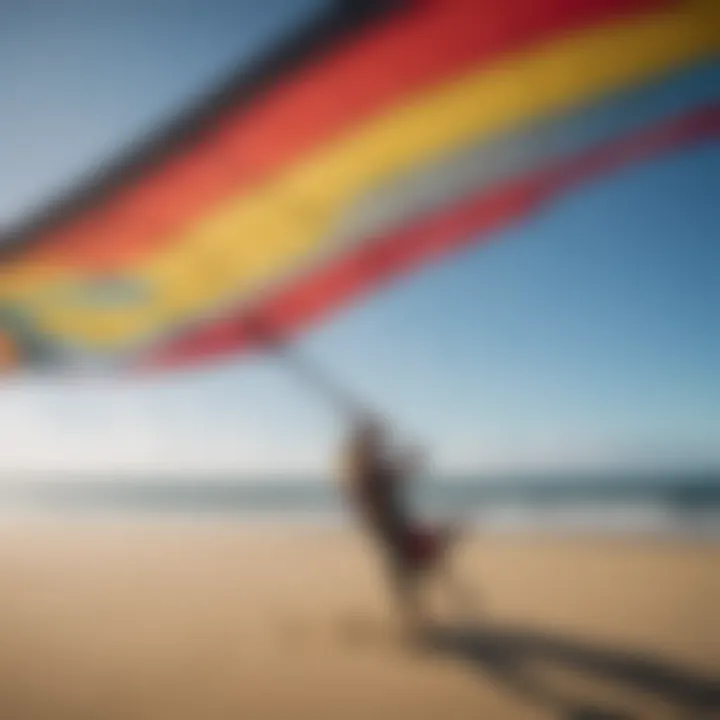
244, 317, 373, 424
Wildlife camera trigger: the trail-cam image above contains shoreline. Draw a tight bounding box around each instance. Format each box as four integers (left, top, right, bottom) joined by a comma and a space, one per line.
0, 507, 717, 543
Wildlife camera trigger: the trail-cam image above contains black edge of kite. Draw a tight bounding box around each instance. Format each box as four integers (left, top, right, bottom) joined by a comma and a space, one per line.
0, 0, 405, 260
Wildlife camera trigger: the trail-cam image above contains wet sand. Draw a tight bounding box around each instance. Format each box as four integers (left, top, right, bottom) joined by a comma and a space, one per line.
0, 521, 717, 719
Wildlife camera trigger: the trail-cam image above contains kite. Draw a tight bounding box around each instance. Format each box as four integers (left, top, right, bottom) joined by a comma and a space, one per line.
0, 0, 718, 374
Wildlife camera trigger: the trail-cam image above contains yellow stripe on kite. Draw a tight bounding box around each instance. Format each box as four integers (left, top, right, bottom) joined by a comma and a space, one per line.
11, 0, 720, 347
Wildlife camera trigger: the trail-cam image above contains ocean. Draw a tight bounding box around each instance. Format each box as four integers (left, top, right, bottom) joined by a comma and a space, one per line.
1, 472, 719, 537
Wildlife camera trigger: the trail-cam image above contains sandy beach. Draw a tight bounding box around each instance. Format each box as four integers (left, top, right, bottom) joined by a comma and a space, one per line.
0, 522, 717, 719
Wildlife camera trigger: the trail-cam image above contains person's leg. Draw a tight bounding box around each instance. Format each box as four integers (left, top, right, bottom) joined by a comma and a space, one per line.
387, 555, 423, 631
434, 524, 481, 619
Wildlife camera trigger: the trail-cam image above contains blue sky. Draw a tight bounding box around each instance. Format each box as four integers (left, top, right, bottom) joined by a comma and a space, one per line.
0, 1, 718, 476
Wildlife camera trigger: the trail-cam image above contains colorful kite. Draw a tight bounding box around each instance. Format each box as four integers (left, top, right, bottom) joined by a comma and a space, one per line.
0, 0, 718, 374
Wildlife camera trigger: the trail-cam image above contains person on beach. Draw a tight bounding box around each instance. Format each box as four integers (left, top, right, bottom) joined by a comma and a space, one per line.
341, 416, 463, 629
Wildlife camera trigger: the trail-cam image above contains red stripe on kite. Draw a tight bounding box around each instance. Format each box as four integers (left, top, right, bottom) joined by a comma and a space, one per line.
141, 103, 720, 370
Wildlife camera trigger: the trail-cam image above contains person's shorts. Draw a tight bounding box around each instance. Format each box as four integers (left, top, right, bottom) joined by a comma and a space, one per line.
396, 525, 446, 571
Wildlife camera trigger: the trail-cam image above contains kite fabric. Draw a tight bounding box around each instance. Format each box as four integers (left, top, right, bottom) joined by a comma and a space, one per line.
0, 0, 718, 373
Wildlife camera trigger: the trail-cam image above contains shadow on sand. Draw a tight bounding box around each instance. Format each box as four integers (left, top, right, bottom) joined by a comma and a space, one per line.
418, 621, 720, 720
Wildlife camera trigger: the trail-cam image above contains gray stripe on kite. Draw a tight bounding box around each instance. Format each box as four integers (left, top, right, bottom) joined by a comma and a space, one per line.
127, 60, 720, 363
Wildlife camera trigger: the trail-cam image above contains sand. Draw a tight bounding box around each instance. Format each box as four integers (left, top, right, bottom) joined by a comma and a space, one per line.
0, 521, 717, 719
